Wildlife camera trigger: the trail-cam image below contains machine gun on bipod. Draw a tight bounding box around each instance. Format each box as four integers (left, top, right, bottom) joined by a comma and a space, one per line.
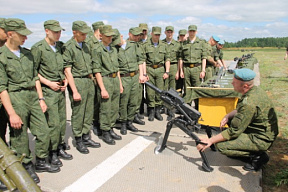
0, 138, 41, 192
145, 82, 214, 172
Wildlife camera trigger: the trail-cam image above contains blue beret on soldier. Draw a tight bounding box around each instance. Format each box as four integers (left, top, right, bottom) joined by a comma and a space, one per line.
234, 68, 256, 81
212, 35, 220, 42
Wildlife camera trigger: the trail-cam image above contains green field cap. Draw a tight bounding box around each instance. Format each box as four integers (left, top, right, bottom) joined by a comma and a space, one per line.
100, 25, 114, 36
92, 21, 104, 31
234, 68, 256, 81
0, 18, 5, 29
4, 18, 32, 35
188, 25, 197, 31
72, 21, 91, 34
139, 23, 148, 30
129, 27, 142, 35
152, 26, 161, 35
178, 29, 187, 35
165, 26, 174, 31
111, 28, 121, 45
44, 20, 65, 31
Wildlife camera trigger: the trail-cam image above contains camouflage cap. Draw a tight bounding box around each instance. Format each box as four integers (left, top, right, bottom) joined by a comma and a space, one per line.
92, 21, 104, 31
111, 28, 121, 46
218, 39, 225, 45
100, 25, 114, 36
72, 21, 91, 34
188, 25, 197, 31
129, 27, 142, 35
212, 35, 220, 42
234, 68, 256, 81
4, 18, 32, 36
165, 26, 174, 31
139, 23, 148, 31
0, 18, 5, 29
178, 29, 187, 35
152, 26, 161, 35
44, 20, 65, 31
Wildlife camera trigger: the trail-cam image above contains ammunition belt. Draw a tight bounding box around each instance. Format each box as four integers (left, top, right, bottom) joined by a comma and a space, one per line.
149, 64, 164, 69
185, 63, 201, 68
120, 70, 138, 77
103, 72, 117, 78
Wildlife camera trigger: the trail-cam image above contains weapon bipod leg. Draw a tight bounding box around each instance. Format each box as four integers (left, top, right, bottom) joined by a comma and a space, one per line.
154, 117, 214, 172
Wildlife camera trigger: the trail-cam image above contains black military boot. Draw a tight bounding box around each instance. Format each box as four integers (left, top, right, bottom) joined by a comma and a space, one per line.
0, 180, 7, 190
92, 121, 102, 136
137, 112, 144, 119
102, 130, 116, 145
58, 144, 73, 160
23, 162, 40, 183
62, 142, 71, 150
243, 152, 269, 171
155, 106, 163, 121
127, 121, 138, 132
133, 114, 145, 125
50, 150, 63, 167
120, 122, 127, 135
75, 136, 89, 154
35, 157, 60, 173
166, 109, 175, 121
110, 129, 122, 140
148, 107, 155, 121
82, 133, 101, 148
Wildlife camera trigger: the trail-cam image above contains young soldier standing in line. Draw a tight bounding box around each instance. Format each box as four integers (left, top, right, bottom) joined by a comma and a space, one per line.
92, 25, 122, 145
31, 20, 73, 167
162, 26, 181, 120
114, 27, 146, 135
143, 26, 170, 122
63, 21, 100, 154
0, 18, 60, 184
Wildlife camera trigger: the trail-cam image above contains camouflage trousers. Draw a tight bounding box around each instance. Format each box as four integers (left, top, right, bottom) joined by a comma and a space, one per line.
164, 63, 178, 91
68, 78, 95, 137
42, 86, 66, 150
9, 89, 50, 164
183, 65, 201, 104
216, 133, 273, 157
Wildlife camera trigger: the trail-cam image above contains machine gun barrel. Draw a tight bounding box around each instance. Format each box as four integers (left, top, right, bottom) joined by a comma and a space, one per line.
145, 81, 163, 94
0, 138, 41, 192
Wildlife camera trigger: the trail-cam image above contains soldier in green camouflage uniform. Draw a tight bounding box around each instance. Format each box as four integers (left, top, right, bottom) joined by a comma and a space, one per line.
31, 20, 73, 167
92, 25, 122, 145
86, 21, 105, 136
0, 18, 60, 183
205, 35, 222, 80
215, 40, 227, 70
197, 68, 278, 171
143, 26, 170, 121
63, 21, 100, 154
115, 27, 146, 135
178, 25, 207, 106
0, 18, 8, 145
162, 26, 181, 120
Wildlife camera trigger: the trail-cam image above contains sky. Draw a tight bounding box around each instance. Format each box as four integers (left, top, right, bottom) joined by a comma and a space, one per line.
1, 0, 288, 48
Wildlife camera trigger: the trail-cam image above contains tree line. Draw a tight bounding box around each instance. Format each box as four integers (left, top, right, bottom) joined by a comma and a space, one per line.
224, 37, 288, 48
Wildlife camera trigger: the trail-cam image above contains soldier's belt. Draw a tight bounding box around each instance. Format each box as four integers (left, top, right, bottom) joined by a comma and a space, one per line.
103, 72, 117, 78
185, 63, 201, 68
120, 70, 138, 77
170, 62, 178, 65
149, 64, 164, 69
74, 74, 92, 79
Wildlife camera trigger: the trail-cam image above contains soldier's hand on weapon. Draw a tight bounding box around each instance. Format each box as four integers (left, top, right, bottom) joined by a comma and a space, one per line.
9, 113, 23, 129
196, 138, 212, 152
60, 79, 68, 92
139, 75, 146, 83
101, 89, 109, 99
73, 91, 82, 101
39, 100, 47, 113
49, 81, 61, 91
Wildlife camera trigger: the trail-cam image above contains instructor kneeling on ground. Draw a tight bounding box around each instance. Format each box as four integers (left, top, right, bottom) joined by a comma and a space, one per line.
197, 68, 278, 171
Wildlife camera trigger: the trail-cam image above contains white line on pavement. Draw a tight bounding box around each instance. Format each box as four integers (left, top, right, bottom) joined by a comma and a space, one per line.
61, 136, 155, 192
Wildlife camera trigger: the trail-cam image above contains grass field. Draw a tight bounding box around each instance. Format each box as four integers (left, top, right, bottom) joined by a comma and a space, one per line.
223, 48, 288, 192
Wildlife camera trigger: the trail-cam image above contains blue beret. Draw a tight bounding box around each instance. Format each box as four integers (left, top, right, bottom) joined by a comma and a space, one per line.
212, 35, 220, 42
234, 68, 256, 81
218, 39, 225, 45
